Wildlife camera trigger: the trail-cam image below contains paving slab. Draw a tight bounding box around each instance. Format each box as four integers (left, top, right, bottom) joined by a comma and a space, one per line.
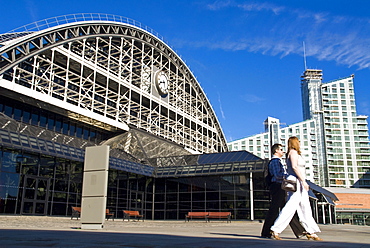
0, 215, 370, 247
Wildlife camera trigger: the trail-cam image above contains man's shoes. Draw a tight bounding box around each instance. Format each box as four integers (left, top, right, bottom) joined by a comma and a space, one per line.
260, 235, 271, 239
295, 232, 307, 239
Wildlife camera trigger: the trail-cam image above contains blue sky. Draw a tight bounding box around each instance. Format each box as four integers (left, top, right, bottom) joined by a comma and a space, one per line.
1, 0, 370, 142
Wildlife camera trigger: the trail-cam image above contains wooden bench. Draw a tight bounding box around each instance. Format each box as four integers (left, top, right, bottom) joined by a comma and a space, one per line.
123, 210, 144, 221
71, 206, 81, 220
206, 212, 231, 223
185, 212, 232, 222
106, 209, 115, 221
185, 212, 208, 222
71, 207, 114, 221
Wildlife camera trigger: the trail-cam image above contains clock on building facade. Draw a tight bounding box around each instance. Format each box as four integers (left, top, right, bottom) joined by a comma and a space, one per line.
155, 71, 169, 97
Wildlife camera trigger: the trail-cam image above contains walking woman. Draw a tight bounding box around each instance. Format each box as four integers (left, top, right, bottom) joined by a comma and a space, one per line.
270, 136, 323, 241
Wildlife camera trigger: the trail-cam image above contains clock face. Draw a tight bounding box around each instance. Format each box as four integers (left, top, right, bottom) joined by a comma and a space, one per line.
155, 71, 169, 97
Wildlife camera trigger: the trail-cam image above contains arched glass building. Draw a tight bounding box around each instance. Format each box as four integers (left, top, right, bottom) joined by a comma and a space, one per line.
0, 14, 334, 222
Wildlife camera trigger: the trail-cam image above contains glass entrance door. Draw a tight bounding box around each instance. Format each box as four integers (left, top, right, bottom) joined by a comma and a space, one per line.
21, 175, 50, 215
129, 190, 144, 211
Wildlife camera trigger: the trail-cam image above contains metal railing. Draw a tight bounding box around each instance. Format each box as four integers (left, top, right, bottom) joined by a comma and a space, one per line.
1, 13, 165, 43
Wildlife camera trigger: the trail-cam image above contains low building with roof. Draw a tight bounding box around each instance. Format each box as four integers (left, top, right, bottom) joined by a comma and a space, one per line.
325, 187, 370, 226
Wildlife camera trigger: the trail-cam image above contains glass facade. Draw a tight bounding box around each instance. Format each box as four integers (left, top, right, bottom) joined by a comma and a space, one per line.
0, 146, 270, 220
0, 96, 270, 220
0, 147, 83, 215
336, 211, 370, 226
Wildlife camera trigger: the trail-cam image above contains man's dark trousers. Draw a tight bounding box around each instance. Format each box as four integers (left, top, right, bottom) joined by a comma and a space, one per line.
261, 182, 305, 238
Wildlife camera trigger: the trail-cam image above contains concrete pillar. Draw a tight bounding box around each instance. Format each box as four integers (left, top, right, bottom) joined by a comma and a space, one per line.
81, 145, 110, 229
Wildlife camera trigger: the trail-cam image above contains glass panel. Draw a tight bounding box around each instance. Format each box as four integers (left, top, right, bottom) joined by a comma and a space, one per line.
191, 201, 205, 210
206, 201, 220, 210
21, 153, 39, 176
1, 149, 21, 173
36, 179, 48, 200
54, 179, 68, 192
31, 110, 40, 126
24, 177, 36, 199
166, 193, 177, 202
35, 202, 45, 214
206, 191, 219, 201
51, 202, 67, 215
39, 155, 54, 177
235, 190, 248, 201
10, 132, 21, 146
40, 112, 47, 128
179, 192, 191, 201
13, 107, 22, 121
52, 192, 67, 202
23, 108, 31, 123
22, 202, 34, 214
55, 159, 69, 179
0, 172, 20, 200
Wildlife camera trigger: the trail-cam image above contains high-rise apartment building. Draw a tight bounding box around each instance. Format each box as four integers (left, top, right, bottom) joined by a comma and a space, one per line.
228, 69, 370, 188
301, 69, 328, 186
317, 72, 370, 188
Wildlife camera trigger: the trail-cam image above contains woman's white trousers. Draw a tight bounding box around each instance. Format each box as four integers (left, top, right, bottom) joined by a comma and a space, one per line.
271, 181, 321, 234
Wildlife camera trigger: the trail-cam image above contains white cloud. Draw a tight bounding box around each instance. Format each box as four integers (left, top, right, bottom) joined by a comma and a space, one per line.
242, 93, 265, 103
207, 0, 234, 10
207, 1, 285, 15
202, 1, 370, 70
237, 2, 285, 15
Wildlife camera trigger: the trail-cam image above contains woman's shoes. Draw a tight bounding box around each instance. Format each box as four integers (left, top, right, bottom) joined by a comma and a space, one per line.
270, 231, 282, 240
306, 233, 323, 241
269, 231, 322, 241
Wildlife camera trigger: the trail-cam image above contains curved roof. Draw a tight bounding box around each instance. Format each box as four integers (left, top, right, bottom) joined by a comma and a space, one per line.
0, 13, 227, 154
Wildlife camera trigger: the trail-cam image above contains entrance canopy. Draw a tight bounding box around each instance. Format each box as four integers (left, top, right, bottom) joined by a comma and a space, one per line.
307, 180, 338, 204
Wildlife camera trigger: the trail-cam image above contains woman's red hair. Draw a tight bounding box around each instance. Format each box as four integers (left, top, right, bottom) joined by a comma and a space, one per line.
287, 136, 301, 155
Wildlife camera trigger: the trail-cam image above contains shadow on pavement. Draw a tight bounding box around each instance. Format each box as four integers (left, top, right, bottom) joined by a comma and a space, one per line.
1, 229, 369, 248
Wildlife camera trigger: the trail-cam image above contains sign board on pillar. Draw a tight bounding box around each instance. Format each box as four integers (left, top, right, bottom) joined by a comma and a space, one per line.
81, 145, 109, 229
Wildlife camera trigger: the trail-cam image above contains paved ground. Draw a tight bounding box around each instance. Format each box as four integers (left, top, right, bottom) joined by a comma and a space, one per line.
1, 215, 370, 247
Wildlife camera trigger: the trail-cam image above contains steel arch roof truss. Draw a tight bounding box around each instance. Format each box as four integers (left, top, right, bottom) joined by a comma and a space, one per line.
0, 21, 227, 154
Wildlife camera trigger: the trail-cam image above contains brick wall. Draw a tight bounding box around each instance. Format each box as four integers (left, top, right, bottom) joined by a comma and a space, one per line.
335, 193, 370, 209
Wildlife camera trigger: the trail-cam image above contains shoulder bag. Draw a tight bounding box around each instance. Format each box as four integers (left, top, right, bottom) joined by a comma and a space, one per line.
281, 175, 297, 192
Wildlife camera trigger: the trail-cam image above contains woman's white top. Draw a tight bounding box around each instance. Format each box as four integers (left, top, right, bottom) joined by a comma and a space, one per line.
287, 152, 306, 180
